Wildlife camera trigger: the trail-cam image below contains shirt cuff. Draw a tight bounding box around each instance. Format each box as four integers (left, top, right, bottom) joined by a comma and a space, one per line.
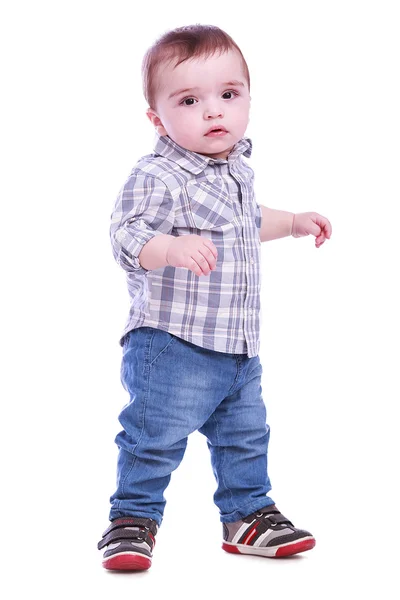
115, 220, 165, 274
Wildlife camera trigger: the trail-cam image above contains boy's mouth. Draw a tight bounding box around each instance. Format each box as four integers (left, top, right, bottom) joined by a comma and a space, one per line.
205, 125, 228, 137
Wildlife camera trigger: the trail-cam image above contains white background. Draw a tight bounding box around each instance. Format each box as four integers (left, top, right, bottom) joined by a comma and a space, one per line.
1, 1, 399, 598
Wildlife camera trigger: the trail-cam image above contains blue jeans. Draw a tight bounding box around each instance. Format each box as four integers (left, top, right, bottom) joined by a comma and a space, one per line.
109, 327, 274, 526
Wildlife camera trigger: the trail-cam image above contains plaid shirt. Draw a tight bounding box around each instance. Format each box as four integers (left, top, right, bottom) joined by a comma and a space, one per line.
110, 134, 262, 357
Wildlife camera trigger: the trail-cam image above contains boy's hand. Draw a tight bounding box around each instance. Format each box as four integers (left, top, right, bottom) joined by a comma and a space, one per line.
292, 212, 332, 248
166, 235, 218, 276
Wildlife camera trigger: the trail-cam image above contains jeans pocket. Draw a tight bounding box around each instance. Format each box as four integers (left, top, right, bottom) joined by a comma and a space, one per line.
148, 328, 178, 367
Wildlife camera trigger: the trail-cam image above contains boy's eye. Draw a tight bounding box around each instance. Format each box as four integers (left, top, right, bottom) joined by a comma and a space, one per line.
181, 97, 197, 106
222, 90, 238, 100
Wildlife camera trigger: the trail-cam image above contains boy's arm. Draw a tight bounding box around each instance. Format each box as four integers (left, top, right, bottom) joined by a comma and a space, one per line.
259, 205, 294, 242
259, 204, 332, 247
110, 172, 175, 275
138, 234, 175, 270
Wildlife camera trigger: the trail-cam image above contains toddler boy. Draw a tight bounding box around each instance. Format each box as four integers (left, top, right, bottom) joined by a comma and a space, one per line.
98, 24, 332, 571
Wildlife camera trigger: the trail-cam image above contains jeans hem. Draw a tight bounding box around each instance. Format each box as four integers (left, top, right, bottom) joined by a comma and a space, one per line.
219, 497, 275, 523
109, 509, 163, 527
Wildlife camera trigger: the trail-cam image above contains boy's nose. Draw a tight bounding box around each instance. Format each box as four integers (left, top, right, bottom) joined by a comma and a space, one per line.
204, 106, 224, 119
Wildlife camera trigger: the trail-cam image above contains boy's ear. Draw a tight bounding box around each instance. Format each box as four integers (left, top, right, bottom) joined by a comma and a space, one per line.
146, 109, 167, 136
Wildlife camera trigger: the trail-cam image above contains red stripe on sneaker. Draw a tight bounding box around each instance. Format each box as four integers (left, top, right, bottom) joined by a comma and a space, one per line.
243, 525, 258, 545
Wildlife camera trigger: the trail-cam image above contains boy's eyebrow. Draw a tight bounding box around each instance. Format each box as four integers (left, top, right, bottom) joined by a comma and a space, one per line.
224, 80, 245, 88
168, 80, 245, 100
168, 87, 199, 100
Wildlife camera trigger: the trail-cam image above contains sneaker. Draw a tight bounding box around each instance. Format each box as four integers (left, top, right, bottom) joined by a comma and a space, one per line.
97, 516, 158, 570
222, 505, 316, 558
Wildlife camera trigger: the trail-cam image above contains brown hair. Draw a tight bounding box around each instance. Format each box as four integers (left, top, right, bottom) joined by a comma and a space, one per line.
142, 24, 250, 109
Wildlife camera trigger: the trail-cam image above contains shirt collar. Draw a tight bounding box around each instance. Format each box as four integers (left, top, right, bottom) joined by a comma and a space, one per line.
153, 134, 252, 175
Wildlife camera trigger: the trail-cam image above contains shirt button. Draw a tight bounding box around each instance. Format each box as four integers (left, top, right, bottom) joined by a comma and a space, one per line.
250, 256, 255, 264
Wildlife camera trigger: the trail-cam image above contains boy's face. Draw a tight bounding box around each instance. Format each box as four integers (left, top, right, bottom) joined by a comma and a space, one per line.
147, 50, 250, 159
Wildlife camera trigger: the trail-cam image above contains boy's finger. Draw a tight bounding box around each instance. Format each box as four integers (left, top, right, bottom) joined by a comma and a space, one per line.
203, 239, 218, 258
198, 249, 215, 272
323, 220, 332, 238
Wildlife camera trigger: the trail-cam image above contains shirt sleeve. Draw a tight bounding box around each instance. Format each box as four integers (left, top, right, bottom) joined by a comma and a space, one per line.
255, 202, 262, 232
110, 171, 175, 275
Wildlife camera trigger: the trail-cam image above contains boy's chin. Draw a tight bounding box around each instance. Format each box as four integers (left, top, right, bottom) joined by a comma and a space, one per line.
195, 139, 236, 158
204, 143, 236, 159
171, 134, 238, 159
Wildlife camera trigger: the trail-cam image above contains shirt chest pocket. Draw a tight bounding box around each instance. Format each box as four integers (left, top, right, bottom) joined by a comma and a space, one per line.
183, 177, 234, 230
